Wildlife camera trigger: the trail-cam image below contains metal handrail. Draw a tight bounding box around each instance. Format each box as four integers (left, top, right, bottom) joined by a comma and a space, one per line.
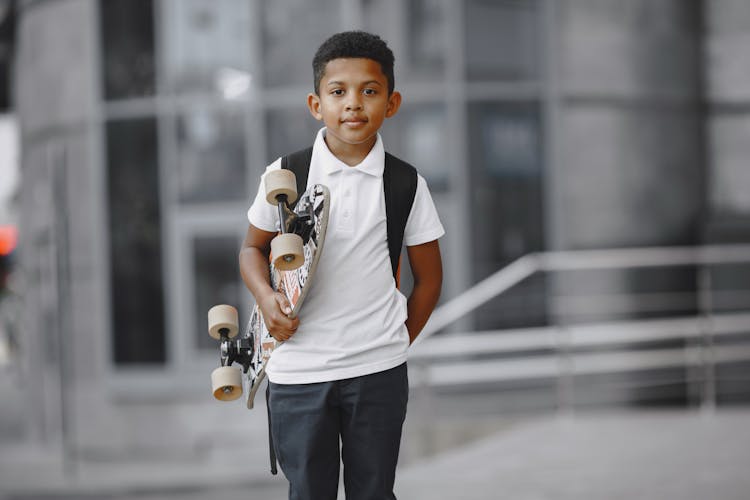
416, 243, 750, 346
410, 244, 750, 412
411, 311, 750, 361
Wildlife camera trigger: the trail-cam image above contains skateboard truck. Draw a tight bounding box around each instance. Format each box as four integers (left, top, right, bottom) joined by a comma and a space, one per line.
218, 330, 253, 375
279, 194, 315, 245
274, 192, 315, 247
265, 170, 306, 271
279, 195, 315, 244
208, 305, 248, 401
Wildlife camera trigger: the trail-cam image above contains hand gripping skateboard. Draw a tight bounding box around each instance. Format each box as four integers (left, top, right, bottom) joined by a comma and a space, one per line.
208, 169, 330, 409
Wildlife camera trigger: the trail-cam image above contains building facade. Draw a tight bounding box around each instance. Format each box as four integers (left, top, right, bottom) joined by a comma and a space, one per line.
10, 0, 750, 457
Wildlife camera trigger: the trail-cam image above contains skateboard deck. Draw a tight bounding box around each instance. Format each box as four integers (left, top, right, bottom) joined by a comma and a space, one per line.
245, 182, 329, 407
208, 178, 330, 409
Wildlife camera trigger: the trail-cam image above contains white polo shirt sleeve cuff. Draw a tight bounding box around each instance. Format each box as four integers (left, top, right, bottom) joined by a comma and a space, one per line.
403, 174, 445, 247
247, 159, 283, 232
404, 226, 445, 247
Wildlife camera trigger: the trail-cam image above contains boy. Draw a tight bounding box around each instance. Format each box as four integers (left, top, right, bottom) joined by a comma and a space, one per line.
240, 31, 444, 500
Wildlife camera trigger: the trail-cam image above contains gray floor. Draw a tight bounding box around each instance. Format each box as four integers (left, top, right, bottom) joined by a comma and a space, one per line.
2, 409, 749, 500
396, 410, 750, 500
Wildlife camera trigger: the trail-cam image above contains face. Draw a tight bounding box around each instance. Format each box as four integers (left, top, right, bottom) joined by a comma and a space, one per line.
308, 58, 401, 161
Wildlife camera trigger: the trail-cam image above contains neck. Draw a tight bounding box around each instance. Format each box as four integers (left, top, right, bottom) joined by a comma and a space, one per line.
324, 135, 377, 166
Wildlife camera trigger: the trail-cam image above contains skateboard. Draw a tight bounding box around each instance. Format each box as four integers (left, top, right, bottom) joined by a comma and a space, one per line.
208, 169, 330, 409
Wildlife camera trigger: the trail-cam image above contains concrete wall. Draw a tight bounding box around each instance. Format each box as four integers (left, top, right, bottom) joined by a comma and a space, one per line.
548, 0, 704, 323
555, 0, 703, 251
12, 0, 279, 459
15, 0, 105, 444
706, 0, 750, 218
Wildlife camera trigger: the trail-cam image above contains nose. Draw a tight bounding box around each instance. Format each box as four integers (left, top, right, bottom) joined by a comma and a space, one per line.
345, 94, 363, 111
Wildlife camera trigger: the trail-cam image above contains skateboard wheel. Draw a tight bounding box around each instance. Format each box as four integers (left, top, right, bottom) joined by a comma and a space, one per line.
211, 366, 243, 401
271, 233, 304, 271
207, 305, 239, 340
265, 169, 297, 205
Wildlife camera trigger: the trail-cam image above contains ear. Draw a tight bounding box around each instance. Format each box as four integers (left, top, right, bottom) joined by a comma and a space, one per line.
307, 93, 323, 121
385, 91, 402, 118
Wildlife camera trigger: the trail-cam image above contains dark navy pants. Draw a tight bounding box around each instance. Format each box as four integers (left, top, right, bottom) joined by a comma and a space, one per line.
268, 363, 409, 500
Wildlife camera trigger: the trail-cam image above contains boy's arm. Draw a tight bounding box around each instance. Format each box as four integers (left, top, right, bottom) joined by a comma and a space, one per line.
239, 225, 299, 341
405, 239, 443, 345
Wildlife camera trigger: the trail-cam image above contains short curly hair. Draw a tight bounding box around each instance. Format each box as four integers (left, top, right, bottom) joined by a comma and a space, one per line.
312, 31, 395, 95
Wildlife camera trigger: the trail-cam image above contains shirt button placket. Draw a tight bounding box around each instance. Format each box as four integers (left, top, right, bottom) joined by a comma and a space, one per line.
339, 173, 354, 232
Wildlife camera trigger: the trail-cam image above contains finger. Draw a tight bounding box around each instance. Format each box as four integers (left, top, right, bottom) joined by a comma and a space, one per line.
272, 311, 296, 330
272, 327, 296, 342
274, 294, 293, 316
264, 314, 293, 336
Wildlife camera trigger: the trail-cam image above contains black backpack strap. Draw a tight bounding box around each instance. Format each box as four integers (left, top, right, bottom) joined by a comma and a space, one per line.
280, 147, 313, 207
266, 384, 278, 475
383, 152, 418, 285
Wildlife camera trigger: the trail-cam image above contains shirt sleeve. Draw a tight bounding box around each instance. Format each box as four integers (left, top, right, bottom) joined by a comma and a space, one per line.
403, 174, 445, 247
247, 158, 283, 232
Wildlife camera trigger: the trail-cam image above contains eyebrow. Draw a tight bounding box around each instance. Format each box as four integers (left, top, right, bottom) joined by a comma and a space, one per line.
326, 80, 384, 87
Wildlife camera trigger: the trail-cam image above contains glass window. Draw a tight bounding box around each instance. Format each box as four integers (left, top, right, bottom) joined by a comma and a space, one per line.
711, 117, 750, 214
106, 118, 166, 364
361, 0, 391, 35
176, 106, 247, 203
361, 0, 446, 80
478, 104, 541, 177
469, 102, 543, 261
407, 0, 447, 77
100, 0, 156, 100
468, 101, 546, 328
464, 0, 540, 82
161, 0, 252, 97
265, 107, 322, 162
0, 3, 13, 112
381, 103, 449, 190
260, 0, 341, 88
193, 235, 243, 350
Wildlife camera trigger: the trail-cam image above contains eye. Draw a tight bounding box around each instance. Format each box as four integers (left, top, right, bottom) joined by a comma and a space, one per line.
330, 89, 344, 96
363, 88, 377, 96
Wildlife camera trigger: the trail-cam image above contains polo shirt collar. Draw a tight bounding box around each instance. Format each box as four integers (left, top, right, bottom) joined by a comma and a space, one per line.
314, 127, 385, 177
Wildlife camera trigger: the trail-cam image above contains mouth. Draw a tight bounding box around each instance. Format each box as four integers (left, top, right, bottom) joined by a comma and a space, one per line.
342, 117, 368, 127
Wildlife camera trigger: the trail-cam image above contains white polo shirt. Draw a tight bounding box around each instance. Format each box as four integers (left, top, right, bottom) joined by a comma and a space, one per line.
247, 128, 444, 384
